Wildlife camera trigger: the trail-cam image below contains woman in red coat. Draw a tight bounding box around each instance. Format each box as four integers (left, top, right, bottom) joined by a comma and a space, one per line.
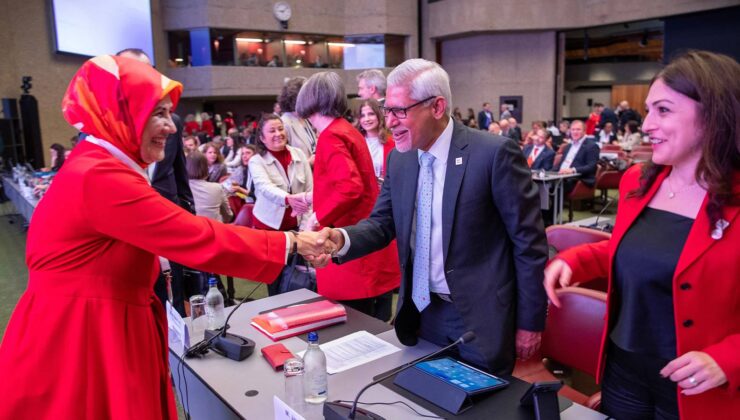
545, 51, 740, 420
296, 72, 400, 320
0, 55, 317, 419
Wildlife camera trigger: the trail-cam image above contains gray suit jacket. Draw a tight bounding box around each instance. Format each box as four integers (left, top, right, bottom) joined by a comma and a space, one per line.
340, 121, 548, 375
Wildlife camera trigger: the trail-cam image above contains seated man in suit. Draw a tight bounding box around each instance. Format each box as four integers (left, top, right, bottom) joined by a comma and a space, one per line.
522, 128, 555, 171
312, 59, 548, 376
553, 120, 600, 195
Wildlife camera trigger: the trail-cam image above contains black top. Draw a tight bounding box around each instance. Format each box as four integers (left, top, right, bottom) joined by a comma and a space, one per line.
610, 207, 693, 359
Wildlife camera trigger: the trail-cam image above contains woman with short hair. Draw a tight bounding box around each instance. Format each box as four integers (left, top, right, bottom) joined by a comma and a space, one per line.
296, 71, 400, 320
278, 76, 318, 162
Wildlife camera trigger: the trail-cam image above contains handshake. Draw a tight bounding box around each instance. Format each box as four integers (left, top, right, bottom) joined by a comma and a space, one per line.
289, 227, 345, 268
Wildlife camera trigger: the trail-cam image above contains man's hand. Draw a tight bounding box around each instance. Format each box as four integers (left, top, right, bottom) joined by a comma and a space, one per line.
516, 329, 542, 360
315, 227, 345, 252
558, 167, 575, 175
294, 231, 336, 268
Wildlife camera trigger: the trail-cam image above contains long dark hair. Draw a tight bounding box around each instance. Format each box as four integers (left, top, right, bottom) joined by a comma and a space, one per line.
629, 50, 739, 231
50, 143, 66, 171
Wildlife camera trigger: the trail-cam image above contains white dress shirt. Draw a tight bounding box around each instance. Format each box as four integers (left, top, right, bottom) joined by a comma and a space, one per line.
560, 136, 585, 170
413, 118, 454, 294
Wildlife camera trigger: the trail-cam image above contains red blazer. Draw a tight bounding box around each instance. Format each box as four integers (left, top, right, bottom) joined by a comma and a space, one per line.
381, 136, 395, 178
313, 118, 400, 300
559, 165, 740, 420
201, 119, 215, 137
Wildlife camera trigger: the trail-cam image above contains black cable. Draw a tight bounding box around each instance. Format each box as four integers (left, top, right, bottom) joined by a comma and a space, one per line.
333, 399, 444, 419
178, 282, 266, 417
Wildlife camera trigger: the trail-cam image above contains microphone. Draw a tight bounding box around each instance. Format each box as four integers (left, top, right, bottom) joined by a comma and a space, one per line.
323, 331, 476, 420
589, 196, 614, 231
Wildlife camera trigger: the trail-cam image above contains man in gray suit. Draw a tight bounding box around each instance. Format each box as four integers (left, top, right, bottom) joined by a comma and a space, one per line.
314, 59, 547, 375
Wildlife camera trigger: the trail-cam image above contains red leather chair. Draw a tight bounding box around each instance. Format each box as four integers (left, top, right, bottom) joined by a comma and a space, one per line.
594, 169, 623, 208
547, 225, 610, 292
629, 151, 652, 164
513, 287, 607, 410
546, 225, 610, 253
233, 203, 255, 228
600, 144, 622, 152
566, 181, 595, 222
631, 145, 653, 153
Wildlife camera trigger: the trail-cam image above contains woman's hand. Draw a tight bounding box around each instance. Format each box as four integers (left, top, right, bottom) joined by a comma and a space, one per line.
543, 258, 573, 308
287, 194, 310, 215
660, 351, 728, 395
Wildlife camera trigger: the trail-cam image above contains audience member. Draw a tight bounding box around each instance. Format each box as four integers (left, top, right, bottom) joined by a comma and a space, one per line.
202, 142, 228, 182
311, 59, 548, 374
488, 121, 502, 136
356, 69, 386, 101
200, 112, 215, 137
296, 71, 400, 321
545, 50, 740, 420
552, 120, 600, 194
186, 151, 233, 223
585, 103, 602, 135
273, 102, 282, 115
499, 118, 511, 138
499, 103, 512, 120
48, 143, 66, 172
507, 117, 522, 143
477, 102, 494, 130
598, 104, 619, 132
356, 98, 395, 182
279, 76, 317, 162
248, 113, 313, 232
452, 107, 463, 121
523, 128, 555, 171
227, 144, 257, 203
598, 121, 617, 146
183, 113, 199, 135
617, 100, 643, 131
618, 120, 643, 151
223, 111, 236, 131
183, 136, 198, 155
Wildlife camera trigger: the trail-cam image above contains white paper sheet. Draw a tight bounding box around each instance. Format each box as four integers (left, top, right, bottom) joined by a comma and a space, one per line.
297, 330, 400, 375
166, 301, 190, 354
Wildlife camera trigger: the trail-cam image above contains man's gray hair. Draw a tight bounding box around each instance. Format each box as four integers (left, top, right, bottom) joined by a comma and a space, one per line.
296, 71, 347, 119
387, 59, 452, 115
356, 69, 386, 96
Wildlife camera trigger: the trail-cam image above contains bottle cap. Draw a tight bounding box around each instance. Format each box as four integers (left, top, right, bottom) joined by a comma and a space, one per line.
208, 277, 218, 286
307, 331, 318, 342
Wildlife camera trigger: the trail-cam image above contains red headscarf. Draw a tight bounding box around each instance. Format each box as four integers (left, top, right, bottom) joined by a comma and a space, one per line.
62, 55, 183, 167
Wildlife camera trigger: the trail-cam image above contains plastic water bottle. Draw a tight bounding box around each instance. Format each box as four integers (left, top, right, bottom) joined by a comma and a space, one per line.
303, 331, 328, 404
205, 277, 225, 330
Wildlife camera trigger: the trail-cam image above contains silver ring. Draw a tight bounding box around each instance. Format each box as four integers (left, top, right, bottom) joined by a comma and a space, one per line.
688, 376, 697, 385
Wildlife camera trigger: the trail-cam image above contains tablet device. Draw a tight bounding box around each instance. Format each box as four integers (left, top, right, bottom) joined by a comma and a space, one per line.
520, 380, 563, 405
413, 357, 509, 395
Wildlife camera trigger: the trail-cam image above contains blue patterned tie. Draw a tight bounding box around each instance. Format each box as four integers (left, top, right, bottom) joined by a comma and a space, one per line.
412, 152, 435, 312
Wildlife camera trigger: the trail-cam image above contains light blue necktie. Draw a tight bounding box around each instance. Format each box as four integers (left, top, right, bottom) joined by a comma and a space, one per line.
412, 152, 435, 312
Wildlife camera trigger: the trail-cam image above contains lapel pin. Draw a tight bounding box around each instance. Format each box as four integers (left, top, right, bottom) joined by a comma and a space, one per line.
455, 157, 462, 166
711, 218, 730, 240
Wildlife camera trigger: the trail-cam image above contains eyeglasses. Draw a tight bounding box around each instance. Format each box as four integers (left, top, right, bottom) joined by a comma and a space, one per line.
381, 96, 437, 119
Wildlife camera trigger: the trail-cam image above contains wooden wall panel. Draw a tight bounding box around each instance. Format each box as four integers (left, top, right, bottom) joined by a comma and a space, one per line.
611, 84, 650, 117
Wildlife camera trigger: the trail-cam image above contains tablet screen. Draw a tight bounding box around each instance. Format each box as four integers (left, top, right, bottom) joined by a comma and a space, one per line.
413, 357, 507, 394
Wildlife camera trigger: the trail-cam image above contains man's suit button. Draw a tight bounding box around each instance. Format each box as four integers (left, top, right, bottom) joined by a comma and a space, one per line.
683, 319, 694, 327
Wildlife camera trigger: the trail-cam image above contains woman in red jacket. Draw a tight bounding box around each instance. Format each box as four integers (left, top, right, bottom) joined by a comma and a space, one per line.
0, 55, 319, 420
296, 71, 400, 321
356, 98, 396, 182
544, 50, 739, 420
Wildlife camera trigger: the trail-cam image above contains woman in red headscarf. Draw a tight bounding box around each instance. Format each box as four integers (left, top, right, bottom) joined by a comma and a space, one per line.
0, 56, 309, 419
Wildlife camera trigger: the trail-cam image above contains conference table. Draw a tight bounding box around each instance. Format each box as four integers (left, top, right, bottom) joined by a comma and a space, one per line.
531, 171, 580, 225
2, 176, 38, 223
169, 289, 606, 419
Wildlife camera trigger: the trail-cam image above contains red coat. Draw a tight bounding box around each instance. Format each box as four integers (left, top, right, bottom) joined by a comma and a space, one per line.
559, 165, 740, 420
184, 121, 200, 135
201, 119, 215, 137
0, 141, 286, 419
313, 118, 400, 300
381, 136, 395, 178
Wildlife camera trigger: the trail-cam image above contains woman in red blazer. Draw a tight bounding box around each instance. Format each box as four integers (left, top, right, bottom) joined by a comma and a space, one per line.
545, 51, 739, 419
296, 72, 400, 320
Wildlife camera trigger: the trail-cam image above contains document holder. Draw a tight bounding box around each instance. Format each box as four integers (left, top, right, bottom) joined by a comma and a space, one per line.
394, 365, 473, 414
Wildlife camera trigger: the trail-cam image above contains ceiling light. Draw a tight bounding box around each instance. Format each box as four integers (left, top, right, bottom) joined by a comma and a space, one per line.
236, 37, 264, 43
328, 42, 355, 47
